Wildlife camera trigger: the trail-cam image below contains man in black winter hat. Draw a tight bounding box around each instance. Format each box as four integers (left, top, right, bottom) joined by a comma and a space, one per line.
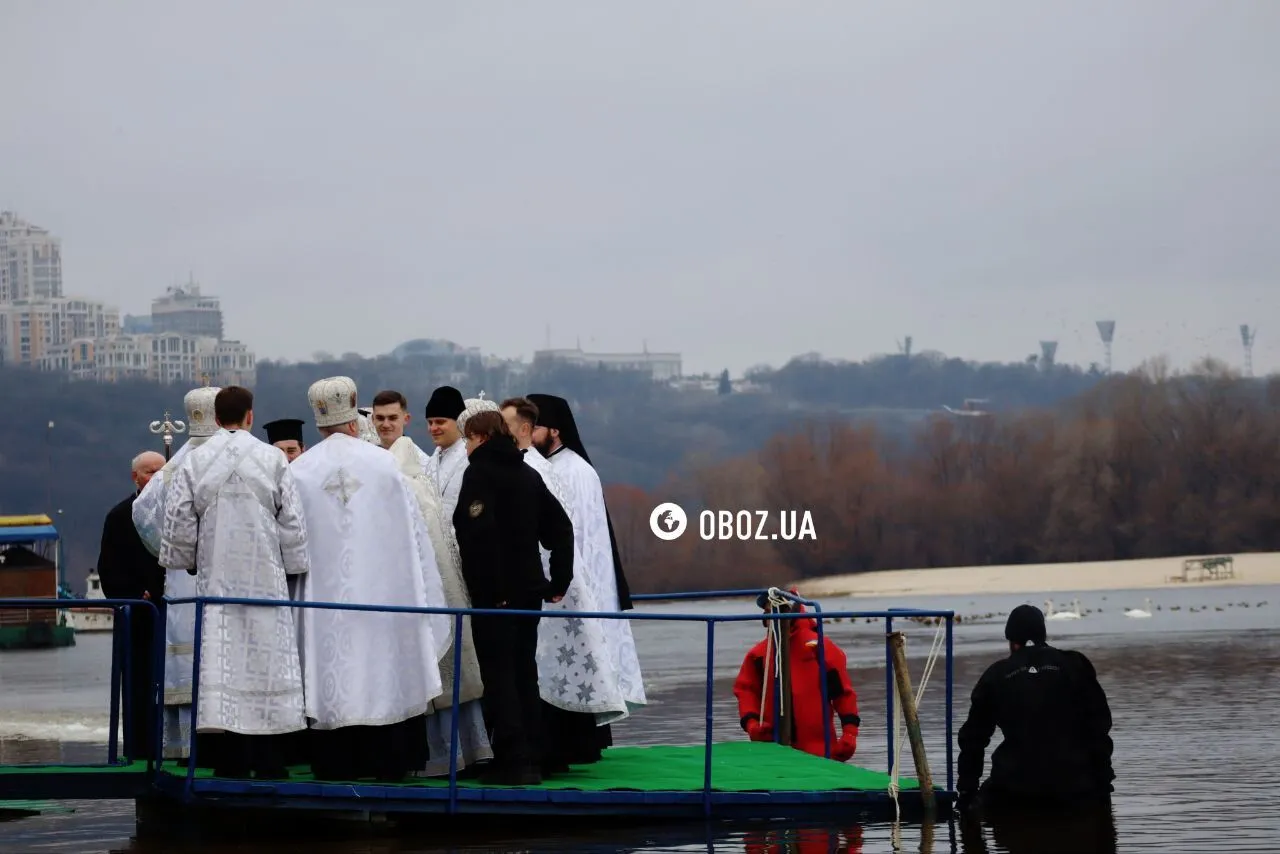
956, 603, 1115, 815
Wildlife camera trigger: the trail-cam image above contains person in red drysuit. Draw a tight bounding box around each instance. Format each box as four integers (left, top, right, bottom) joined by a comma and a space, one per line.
744, 824, 864, 854
732, 589, 861, 762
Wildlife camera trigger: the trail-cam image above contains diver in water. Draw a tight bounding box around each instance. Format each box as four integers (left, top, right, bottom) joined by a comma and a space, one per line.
956, 603, 1115, 815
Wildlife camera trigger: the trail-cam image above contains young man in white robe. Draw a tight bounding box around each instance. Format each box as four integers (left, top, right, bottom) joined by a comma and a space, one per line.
423, 385, 469, 521
158, 386, 310, 779
525, 394, 648, 768
289, 376, 452, 782
132, 384, 221, 763
370, 388, 492, 777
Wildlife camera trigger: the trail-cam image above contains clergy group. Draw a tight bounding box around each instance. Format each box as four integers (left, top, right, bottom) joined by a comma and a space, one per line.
121, 376, 645, 786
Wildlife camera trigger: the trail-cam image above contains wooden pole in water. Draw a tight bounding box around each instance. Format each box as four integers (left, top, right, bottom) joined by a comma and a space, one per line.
888, 631, 935, 816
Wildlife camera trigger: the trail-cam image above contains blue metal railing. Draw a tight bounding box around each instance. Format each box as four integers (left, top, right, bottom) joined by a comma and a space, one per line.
0, 598, 164, 771
164, 589, 955, 814
0, 591, 955, 812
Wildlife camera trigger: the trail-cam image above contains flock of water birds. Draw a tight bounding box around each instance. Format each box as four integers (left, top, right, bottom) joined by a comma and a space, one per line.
829, 595, 1270, 627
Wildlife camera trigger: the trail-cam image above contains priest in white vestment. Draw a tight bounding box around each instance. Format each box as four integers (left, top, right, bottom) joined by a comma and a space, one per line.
526, 393, 648, 767
370, 387, 492, 776
423, 386, 469, 521
290, 376, 452, 782
133, 384, 221, 761
158, 386, 310, 779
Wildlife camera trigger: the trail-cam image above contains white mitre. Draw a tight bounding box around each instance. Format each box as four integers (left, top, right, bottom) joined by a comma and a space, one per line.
456, 392, 500, 433
308, 376, 360, 428
184, 386, 222, 437
355, 407, 380, 445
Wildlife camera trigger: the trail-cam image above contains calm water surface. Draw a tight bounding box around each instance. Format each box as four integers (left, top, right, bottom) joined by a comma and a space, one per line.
0, 584, 1276, 852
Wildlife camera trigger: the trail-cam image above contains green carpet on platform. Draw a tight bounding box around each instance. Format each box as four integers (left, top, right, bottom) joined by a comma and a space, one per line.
171, 742, 920, 792
0, 761, 145, 775
0, 744, 924, 793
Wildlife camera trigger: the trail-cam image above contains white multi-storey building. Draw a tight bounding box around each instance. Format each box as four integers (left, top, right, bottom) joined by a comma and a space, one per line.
36, 333, 255, 386
533, 345, 682, 381
151, 281, 224, 339
0, 211, 63, 303
0, 297, 120, 367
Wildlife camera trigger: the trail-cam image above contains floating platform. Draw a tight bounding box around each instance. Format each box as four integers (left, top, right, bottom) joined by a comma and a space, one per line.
0, 743, 940, 821
0, 590, 957, 825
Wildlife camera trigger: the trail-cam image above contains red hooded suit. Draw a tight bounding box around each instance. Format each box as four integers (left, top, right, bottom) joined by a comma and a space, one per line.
732, 595, 861, 761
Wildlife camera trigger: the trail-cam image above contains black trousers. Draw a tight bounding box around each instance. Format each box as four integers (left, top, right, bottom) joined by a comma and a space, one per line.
542, 703, 611, 765
118, 604, 160, 761
472, 598, 543, 767
197, 732, 288, 778
310, 714, 427, 781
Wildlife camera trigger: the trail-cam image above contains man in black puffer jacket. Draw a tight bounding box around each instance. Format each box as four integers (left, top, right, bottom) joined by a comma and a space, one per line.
956, 604, 1115, 815
452, 408, 574, 786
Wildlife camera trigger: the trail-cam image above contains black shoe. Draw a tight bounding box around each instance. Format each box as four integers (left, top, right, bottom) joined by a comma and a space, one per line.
480, 764, 542, 786
542, 760, 570, 775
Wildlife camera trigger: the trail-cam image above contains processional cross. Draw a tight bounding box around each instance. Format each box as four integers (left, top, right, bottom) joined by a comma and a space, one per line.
149, 410, 187, 461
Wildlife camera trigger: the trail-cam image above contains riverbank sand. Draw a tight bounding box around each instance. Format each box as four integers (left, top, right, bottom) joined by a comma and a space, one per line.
794, 552, 1280, 599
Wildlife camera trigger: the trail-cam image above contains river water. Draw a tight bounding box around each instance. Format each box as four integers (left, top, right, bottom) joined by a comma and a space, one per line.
0, 583, 1276, 852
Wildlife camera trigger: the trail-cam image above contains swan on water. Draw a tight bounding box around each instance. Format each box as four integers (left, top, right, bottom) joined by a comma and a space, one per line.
1044, 598, 1082, 620
1124, 598, 1153, 618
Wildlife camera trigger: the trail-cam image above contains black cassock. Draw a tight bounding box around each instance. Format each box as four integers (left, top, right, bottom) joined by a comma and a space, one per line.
96, 492, 166, 761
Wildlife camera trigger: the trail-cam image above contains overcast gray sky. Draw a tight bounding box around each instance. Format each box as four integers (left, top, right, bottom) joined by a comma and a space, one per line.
3, 1, 1278, 375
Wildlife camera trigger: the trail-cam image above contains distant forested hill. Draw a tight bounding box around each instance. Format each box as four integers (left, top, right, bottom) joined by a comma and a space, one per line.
0, 352, 1105, 587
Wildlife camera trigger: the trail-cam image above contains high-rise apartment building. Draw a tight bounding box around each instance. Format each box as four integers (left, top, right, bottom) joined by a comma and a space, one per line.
0, 211, 63, 302
151, 281, 224, 339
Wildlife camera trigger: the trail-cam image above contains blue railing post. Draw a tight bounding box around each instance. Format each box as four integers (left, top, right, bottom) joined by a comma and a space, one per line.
945, 613, 955, 792
152, 597, 166, 772
107, 606, 122, 765
703, 619, 715, 817
884, 613, 894, 776
184, 599, 205, 796
120, 605, 133, 760
447, 611, 464, 815
812, 600, 831, 760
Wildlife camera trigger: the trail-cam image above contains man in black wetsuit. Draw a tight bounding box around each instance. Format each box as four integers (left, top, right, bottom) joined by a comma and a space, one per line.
956, 604, 1115, 815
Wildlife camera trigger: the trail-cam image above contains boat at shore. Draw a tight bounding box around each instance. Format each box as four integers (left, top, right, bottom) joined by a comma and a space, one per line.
68, 569, 114, 633
0, 515, 76, 650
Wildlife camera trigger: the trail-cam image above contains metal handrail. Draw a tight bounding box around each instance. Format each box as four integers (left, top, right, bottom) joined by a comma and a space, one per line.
0, 598, 164, 770
0, 591, 956, 815
164, 590, 955, 815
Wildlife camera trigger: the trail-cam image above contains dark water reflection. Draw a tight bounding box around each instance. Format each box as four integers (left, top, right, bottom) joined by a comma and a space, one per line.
1, 585, 1277, 852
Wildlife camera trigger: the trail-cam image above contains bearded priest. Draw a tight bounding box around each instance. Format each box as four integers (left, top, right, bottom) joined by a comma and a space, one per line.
290, 376, 452, 781
525, 393, 647, 769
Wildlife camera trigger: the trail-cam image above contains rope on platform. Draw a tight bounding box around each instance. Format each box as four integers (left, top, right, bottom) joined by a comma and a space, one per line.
887, 621, 946, 850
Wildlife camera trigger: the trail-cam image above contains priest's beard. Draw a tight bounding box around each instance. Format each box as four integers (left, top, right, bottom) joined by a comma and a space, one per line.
533, 433, 557, 458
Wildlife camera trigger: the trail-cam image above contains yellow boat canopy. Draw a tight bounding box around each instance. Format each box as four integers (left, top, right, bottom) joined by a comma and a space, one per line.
0, 514, 54, 527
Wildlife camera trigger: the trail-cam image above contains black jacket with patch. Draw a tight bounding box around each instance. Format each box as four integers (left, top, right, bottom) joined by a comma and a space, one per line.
452, 435, 574, 608
957, 642, 1115, 802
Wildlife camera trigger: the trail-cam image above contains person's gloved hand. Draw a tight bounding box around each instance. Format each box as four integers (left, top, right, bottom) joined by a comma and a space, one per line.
744, 719, 770, 742
831, 730, 857, 762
